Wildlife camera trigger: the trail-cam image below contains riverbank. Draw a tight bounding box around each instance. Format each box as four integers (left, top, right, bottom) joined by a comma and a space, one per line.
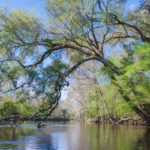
0, 117, 71, 125
86, 117, 150, 126
0, 116, 149, 126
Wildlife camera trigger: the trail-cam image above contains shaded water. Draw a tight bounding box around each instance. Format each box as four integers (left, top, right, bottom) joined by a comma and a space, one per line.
0, 122, 150, 150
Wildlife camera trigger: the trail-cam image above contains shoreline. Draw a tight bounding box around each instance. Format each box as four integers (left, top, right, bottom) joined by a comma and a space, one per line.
86, 117, 150, 126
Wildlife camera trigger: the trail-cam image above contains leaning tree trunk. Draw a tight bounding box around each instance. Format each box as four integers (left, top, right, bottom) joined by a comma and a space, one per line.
103, 59, 150, 125
94, 77, 116, 123
113, 81, 150, 125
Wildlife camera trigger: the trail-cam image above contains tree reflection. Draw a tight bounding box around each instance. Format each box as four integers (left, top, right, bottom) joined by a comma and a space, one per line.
0, 124, 150, 150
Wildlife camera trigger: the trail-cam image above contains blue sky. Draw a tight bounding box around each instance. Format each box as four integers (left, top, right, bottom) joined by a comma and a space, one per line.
0, 0, 47, 19
126, 0, 140, 10
0, 0, 140, 14
0, 0, 41, 10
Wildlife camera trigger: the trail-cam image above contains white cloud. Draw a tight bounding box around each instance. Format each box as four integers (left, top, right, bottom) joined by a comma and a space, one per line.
128, 4, 136, 10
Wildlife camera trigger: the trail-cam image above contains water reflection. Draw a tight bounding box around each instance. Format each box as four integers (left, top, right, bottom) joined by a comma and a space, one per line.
0, 123, 150, 150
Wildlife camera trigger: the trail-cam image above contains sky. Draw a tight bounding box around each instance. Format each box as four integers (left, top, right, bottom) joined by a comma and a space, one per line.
0, 0, 41, 10
0, 0, 140, 15
126, 0, 140, 10
0, 0, 47, 20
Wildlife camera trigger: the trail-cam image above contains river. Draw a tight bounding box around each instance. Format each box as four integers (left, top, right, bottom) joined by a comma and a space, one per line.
0, 122, 150, 150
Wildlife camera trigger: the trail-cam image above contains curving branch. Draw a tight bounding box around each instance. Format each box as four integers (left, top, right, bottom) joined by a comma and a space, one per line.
29, 55, 106, 122
109, 13, 150, 43
2, 77, 34, 94
0, 43, 93, 69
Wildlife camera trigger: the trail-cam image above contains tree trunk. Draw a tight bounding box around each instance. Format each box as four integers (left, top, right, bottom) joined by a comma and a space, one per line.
94, 76, 116, 123
102, 59, 150, 125
118, 87, 150, 125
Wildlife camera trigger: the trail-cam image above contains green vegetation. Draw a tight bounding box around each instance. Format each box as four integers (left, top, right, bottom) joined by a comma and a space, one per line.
0, 0, 150, 125
0, 97, 35, 120
68, 43, 150, 123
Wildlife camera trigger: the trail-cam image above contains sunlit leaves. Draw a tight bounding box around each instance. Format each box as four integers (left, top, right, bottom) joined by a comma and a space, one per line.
0, 9, 43, 61
0, 97, 35, 119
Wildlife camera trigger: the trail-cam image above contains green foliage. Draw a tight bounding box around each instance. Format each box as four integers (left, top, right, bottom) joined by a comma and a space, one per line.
17, 102, 35, 119
0, 97, 35, 119
83, 43, 150, 120
94, 43, 150, 119
84, 84, 133, 119
69, 50, 84, 63
0, 98, 19, 118
117, 43, 150, 104
86, 87, 100, 118
46, 0, 93, 35
0, 9, 41, 58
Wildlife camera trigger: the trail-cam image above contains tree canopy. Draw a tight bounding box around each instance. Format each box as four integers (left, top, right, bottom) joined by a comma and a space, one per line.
0, 0, 150, 124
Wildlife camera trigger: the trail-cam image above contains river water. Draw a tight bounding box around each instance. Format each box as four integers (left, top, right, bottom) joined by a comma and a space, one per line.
0, 122, 150, 150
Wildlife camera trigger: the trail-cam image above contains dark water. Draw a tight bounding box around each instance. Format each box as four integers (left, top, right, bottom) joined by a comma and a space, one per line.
0, 122, 150, 150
